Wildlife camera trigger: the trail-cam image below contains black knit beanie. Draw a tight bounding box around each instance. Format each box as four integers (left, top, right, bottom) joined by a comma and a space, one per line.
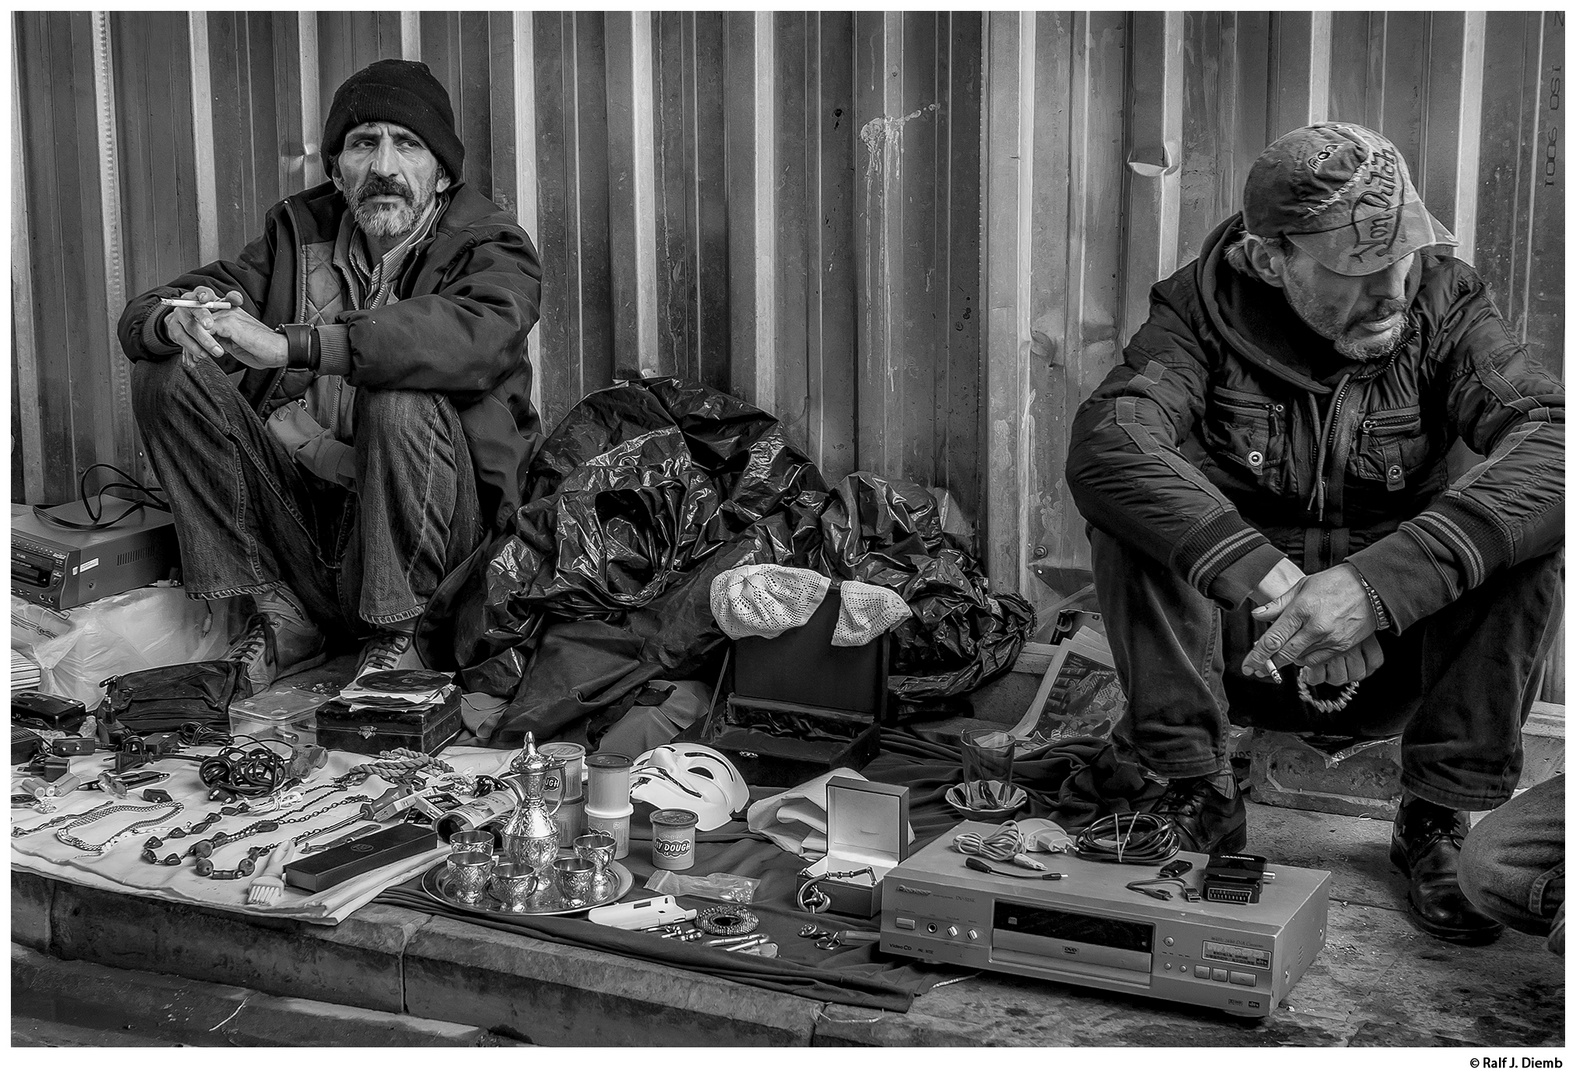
321, 59, 464, 183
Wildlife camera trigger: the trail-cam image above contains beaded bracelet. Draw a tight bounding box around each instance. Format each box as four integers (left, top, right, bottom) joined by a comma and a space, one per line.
1297, 667, 1361, 713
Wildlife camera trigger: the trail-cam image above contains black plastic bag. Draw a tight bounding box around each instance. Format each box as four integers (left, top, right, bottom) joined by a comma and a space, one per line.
812, 473, 1035, 701
457, 378, 1032, 745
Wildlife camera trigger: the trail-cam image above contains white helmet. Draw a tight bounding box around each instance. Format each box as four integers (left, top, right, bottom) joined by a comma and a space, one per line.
630, 743, 750, 832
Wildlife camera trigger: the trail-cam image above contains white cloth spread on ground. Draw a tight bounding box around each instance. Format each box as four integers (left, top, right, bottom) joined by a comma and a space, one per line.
10, 745, 516, 925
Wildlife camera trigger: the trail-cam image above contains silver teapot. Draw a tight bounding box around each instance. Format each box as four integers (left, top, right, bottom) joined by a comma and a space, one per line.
498, 734, 564, 890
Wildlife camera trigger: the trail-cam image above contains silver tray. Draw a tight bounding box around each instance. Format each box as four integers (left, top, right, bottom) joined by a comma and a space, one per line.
421, 858, 633, 919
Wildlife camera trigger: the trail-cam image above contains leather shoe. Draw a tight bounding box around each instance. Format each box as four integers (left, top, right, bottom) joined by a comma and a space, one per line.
1150, 774, 1248, 855
1390, 796, 1504, 945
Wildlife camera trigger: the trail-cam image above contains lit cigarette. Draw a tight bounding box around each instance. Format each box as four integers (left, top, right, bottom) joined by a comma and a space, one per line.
160, 298, 233, 310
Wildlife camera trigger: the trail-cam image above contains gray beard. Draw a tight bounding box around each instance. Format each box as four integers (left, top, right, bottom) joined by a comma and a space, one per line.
1332, 320, 1408, 360
351, 195, 423, 239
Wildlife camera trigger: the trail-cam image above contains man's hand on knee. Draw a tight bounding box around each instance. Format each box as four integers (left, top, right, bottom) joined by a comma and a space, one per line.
1242, 564, 1377, 677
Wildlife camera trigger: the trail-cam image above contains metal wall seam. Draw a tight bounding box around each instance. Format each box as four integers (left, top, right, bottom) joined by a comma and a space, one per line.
12, 53, 44, 504
188, 13, 219, 266
91, 12, 135, 472
514, 12, 544, 420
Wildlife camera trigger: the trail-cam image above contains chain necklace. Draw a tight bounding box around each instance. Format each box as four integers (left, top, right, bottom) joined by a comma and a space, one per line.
56, 802, 186, 855
189, 795, 369, 876
164, 793, 370, 867
12, 800, 115, 839
142, 785, 338, 857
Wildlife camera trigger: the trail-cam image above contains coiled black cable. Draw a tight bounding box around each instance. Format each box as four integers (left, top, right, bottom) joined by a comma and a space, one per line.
197, 745, 288, 798
1073, 811, 1182, 864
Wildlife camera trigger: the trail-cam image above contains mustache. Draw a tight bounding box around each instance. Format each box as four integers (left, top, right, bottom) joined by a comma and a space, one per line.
353, 175, 414, 202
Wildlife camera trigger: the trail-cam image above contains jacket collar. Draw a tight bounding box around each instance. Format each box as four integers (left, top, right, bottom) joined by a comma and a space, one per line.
1198, 212, 1422, 394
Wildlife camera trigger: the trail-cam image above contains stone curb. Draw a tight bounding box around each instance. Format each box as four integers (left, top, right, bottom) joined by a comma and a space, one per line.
12, 942, 516, 1047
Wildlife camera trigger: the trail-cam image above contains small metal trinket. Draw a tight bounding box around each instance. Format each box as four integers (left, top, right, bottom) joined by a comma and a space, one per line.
798, 923, 823, 938
695, 904, 758, 936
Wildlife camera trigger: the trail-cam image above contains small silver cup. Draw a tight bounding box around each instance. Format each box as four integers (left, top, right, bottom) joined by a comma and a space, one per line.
449, 829, 496, 858
446, 849, 495, 905
573, 831, 617, 899
553, 855, 597, 907
490, 859, 538, 912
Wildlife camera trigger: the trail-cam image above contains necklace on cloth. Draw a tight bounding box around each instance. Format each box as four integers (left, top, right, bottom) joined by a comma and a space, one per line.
11, 800, 115, 839
55, 801, 186, 855
151, 793, 371, 867
191, 797, 368, 876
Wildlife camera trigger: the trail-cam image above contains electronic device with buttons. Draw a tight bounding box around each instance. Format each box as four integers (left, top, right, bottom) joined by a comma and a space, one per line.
879, 821, 1330, 1017
11, 499, 177, 611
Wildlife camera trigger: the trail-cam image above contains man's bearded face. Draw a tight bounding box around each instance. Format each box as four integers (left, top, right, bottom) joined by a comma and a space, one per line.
1279, 245, 1414, 360
334, 122, 448, 240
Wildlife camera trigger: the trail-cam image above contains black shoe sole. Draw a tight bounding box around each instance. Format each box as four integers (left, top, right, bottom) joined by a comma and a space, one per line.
1389, 838, 1505, 946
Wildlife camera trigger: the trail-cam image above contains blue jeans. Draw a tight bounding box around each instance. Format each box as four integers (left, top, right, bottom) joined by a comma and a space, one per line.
1459, 773, 1565, 953
130, 355, 479, 633
1090, 527, 1564, 811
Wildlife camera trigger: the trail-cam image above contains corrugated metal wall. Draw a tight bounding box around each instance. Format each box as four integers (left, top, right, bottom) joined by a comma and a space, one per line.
10, 10, 1564, 694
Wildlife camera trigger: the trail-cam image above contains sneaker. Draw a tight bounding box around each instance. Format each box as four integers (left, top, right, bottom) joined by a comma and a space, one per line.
355, 625, 423, 680
1150, 773, 1249, 855
227, 588, 326, 696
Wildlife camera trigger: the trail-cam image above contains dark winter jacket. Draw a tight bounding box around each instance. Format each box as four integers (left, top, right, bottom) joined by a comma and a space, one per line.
117, 181, 545, 533
1067, 213, 1563, 633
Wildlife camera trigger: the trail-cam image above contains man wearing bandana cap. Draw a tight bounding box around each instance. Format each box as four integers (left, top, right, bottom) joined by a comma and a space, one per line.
1067, 123, 1563, 945
118, 60, 544, 690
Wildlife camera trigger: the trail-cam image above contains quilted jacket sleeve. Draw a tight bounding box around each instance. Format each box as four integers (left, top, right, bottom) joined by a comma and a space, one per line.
1067, 281, 1288, 607
313, 223, 543, 398
1346, 266, 1565, 632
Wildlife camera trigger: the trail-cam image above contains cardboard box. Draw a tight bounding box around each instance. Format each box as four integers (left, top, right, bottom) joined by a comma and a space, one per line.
803, 775, 910, 918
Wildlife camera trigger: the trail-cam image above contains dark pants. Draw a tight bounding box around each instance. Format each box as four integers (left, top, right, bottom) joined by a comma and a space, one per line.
1090, 527, 1563, 811
131, 355, 479, 635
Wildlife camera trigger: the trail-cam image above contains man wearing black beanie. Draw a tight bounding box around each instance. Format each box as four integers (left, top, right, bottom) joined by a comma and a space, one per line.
116, 59, 545, 692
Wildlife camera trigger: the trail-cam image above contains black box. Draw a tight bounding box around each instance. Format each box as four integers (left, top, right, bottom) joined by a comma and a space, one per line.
315, 691, 462, 757
283, 822, 438, 893
690, 583, 887, 788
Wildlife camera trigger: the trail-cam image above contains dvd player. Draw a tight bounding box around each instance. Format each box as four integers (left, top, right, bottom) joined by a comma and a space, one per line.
879, 821, 1330, 1017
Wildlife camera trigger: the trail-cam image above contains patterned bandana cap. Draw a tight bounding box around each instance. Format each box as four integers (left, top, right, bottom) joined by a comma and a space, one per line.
1243, 122, 1456, 276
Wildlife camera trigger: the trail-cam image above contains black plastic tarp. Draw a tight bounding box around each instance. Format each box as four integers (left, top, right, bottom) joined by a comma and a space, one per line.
438, 377, 1033, 746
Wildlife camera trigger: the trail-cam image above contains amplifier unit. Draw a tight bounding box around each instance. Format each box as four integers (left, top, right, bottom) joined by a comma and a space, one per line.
880, 821, 1330, 1017
11, 499, 178, 611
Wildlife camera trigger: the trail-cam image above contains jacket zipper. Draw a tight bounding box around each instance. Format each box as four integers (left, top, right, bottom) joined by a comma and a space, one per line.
1313, 319, 1418, 523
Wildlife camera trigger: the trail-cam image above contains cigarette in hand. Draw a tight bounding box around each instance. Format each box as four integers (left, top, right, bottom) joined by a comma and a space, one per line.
160, 298, 233, 310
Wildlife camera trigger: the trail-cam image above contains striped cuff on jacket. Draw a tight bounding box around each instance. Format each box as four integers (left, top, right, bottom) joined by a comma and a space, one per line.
1175, 508, 1276, 605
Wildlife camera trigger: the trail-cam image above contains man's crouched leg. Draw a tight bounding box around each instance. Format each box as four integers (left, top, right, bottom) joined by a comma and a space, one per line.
1088, 527, 1248, 855
344, 388, 480, 676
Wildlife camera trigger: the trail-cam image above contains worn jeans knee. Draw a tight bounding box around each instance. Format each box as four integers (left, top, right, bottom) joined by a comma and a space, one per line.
1459, 773, 1565, 943
348, 387, 478, 626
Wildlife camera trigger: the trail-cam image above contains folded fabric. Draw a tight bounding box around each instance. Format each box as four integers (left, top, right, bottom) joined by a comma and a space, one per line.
745, 767, 866, 855
746, 766, 917, 856
710, 564, 830, 640
832, 579, 911, 646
